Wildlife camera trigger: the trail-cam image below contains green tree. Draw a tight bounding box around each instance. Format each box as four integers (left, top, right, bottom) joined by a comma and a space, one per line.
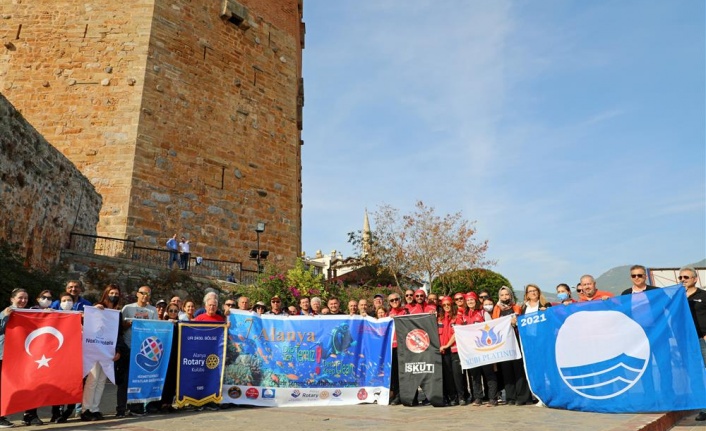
432, 268, 511, 298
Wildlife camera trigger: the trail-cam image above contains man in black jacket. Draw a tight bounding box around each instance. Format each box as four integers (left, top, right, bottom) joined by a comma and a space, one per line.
621, 264, 659, 295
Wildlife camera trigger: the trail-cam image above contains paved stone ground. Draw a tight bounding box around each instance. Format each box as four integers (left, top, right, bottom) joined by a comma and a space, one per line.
4, 384, 702, 430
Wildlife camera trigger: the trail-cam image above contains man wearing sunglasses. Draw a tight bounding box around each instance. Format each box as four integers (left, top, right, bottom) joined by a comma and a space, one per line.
118, 286, 158, 417
406, 289, 436, 314
387, 293, 409, 405
621, 265, 658, 295
265, 295, 287, 315
682, 267, 706, 421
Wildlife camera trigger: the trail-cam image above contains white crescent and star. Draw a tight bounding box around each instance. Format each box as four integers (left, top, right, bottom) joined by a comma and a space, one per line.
24, 326, 64, 369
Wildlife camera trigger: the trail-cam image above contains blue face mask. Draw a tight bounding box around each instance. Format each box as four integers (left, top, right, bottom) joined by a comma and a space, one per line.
557, 292, 569, 301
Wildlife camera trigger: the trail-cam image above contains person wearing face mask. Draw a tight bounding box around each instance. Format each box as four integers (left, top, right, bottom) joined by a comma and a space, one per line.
554, 283, 575, 305
50, 293, 80, 422
31, 290, 54, 310
80, 284, 127, 422
50, 280, 92, 311
464, 296, 499, 406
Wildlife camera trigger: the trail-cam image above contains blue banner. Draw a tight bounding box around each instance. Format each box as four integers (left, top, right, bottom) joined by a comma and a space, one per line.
127, 320, 174, 403
176, 323, 227, 407
222, 312, 393, 406
519, 286, 706, 413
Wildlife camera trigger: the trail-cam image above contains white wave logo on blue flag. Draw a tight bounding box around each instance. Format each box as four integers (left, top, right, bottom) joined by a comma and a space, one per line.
555, 311, 649, 399
519, 286, 706, 413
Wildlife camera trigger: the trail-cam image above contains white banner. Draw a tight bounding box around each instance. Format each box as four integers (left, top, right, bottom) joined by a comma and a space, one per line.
82, 306, 120, 383
454, 314, 522, 369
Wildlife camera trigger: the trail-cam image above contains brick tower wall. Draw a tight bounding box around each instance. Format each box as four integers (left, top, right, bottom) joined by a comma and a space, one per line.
0, 0, 303, 270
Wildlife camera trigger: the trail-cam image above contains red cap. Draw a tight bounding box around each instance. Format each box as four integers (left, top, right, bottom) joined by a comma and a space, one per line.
465, 292, 478, 301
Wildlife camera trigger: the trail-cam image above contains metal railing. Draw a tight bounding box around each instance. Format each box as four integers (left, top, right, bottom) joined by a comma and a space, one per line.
68, 232, 257, 284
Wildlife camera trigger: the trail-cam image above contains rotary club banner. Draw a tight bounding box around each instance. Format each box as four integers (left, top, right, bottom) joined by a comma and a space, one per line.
518, 286, 706, 413
175, 322, 227, 407
454, 314, 521, 369
82, 306, 120, 383
221, 311, 393, 407
127, 319, 174, 403
1, 311, 83, 415
394, 314, 444, 407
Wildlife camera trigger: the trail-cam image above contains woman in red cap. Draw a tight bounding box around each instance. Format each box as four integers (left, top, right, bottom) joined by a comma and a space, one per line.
438, 296, 466, 405
465, 292, 499, 406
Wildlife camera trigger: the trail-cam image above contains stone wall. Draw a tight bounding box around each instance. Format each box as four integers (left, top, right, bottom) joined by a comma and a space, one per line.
0, 93, 102, 270
0, 0, 303, 271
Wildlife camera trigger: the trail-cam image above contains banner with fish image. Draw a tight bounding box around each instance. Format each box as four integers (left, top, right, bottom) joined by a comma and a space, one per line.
454, 314, 521, 369
518, 285, 706, 413
176, 322, 227, 407
127, 319, 175, 403
222, 311, 393, 407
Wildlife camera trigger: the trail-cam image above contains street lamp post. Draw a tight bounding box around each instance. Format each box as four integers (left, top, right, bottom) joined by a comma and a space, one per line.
250, 222, 268, 274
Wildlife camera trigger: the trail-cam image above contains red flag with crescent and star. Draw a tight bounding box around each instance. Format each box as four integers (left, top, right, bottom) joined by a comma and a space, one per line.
1, 311, 83, 415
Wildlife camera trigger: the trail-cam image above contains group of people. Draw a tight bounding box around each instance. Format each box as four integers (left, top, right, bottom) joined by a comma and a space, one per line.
166, 234, 191, 270
0, 265, 703, 427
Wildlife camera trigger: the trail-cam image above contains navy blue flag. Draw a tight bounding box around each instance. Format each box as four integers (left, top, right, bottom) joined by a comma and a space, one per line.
519, 285, 706, 413
176, 322, 227, 407
127, 320, 174, 402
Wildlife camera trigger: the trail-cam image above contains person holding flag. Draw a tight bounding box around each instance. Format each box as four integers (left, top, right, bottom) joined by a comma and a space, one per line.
0, 288, 41, 427
683, 266, 706, 421
118, 286, 158, 417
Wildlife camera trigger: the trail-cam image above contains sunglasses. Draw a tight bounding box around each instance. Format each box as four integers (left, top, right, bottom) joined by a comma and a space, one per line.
414, 295, 425, 298
224, 303, 236, 307
167, 309, 179, 313
137, 292, 151, 296
478, 296, 488, 299
442, 303, 452, 307
679, 276, 692, 280
405, 294, 413, 297
577, 289, 584, 293
630, 274, 645, 278
271, 300, 281, 303
389, 298, 400, 302
41, 296, 52, 300
454, 297, 464, 301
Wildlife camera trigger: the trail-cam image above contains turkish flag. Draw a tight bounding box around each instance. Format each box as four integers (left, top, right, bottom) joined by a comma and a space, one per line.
1, 311, 83, 415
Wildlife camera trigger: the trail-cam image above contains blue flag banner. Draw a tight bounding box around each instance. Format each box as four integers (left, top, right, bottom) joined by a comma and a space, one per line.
222, 311, 393, 406
127, 320, 174, 403
519, 286, 706, 413
175, 322, 227, 407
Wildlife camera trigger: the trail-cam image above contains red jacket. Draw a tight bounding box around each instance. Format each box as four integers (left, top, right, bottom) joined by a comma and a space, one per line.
407, 302, 436, 315
388, 306, 409, 348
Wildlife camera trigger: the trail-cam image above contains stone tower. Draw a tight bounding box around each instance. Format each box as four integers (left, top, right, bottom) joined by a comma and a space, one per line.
0, 0, 305, 269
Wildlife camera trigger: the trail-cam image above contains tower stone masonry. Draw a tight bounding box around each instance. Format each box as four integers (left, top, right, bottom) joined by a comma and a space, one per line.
0, 0, 305, 269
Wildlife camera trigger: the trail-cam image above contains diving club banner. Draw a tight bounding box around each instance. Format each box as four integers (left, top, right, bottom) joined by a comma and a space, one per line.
176, 322, 227, 407
127, 320, 174, 403
519, 286, 706, 413
454, 315, 521, 369
394, 314, 444, 407
222, 311, 393, 407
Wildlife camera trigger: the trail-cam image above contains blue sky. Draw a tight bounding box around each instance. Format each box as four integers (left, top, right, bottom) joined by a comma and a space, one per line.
300, 1, 706, 290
